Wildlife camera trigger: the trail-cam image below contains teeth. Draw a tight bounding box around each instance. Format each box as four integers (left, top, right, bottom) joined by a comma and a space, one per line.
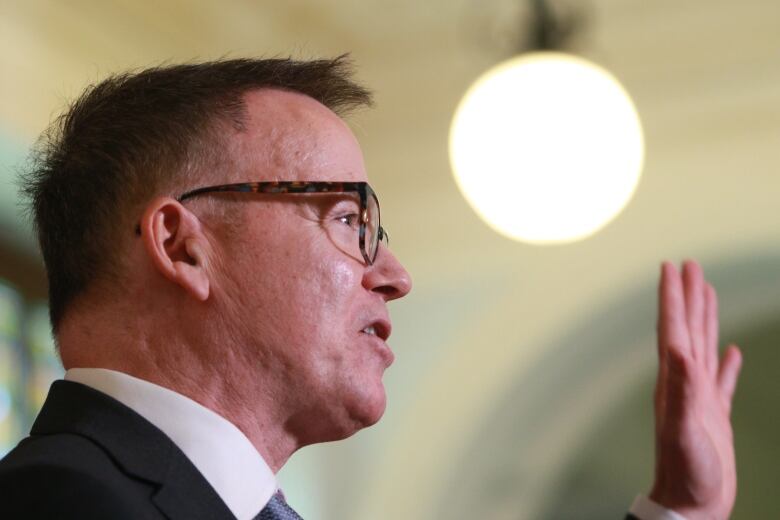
362, 326, 377, 336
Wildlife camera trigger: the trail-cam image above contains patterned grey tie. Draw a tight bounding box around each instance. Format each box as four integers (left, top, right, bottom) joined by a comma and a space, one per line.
254, 490, 303, 520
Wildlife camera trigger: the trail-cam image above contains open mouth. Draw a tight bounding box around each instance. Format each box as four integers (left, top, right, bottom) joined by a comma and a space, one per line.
360, 321, 390, 341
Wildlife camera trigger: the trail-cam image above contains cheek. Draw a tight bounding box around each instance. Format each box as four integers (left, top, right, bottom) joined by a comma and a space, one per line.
264, 242, 363, 347
303, 257, 361, 342
318, 259, 360, 297
219, 219, 365, 357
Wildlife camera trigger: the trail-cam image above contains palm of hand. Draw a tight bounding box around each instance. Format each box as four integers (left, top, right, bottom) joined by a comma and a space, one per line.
650, 261, 742, 520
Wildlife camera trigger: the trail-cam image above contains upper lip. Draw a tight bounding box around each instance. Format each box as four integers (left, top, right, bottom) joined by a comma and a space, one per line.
362, 318, 391, 341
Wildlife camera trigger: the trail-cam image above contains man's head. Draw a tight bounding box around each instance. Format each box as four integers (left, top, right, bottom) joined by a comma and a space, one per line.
23, 56, 373, 331
22, 57, 412, 461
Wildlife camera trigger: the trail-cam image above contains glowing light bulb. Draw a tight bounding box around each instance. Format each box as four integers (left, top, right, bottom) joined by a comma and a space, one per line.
449, 51, 644, 244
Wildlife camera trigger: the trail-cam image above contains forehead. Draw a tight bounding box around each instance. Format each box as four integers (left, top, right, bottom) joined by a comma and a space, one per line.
227, 89, 367, 184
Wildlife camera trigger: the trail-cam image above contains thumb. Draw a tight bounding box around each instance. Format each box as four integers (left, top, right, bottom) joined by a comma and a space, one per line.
718, 345, 743, 413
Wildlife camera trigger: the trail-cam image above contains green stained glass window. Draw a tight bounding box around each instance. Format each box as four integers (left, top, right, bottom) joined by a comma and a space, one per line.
0, 281, 24, 456
25, 304, 63, 418
0, 280, 63, 455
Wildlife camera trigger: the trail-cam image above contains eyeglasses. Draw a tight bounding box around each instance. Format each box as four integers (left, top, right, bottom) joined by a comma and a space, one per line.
176, 181, 388, 266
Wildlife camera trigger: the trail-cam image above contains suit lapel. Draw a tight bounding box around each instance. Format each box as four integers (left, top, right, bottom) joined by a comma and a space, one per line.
32, 380, 236, 520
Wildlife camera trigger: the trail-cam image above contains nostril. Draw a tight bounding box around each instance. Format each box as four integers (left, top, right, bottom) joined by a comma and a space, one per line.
373, 285, 398, 297
363, 250, 412, 299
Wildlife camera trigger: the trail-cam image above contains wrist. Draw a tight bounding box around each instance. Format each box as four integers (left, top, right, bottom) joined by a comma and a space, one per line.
648, 485, 728, 520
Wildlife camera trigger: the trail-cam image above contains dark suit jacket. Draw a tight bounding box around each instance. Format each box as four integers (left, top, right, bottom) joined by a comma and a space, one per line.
0, 380, 237, 519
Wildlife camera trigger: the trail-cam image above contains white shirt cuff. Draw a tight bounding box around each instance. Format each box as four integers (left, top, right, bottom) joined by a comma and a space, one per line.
629, 495, 688, 520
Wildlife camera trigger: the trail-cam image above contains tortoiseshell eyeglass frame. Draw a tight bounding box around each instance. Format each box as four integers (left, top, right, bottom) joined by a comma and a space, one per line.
174, 181, 388, 266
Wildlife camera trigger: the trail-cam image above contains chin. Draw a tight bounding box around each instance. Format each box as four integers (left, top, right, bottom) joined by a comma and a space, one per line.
355, 390, 387, 427
334, 386, 388, 440
294, 381, 388, 445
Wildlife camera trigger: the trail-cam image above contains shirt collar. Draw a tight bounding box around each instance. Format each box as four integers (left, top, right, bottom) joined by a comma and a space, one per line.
65, 367, 277, 520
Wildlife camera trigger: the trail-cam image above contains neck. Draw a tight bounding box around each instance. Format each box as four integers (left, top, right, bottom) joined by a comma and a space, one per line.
147, 364, 301, 473
58, 309, 302, 473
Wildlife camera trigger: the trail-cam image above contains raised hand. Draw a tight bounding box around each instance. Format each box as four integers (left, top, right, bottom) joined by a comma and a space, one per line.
650, 261, 743, 519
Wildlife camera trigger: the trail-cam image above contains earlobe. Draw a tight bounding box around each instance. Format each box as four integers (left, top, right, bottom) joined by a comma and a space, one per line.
140, 197, 211, 302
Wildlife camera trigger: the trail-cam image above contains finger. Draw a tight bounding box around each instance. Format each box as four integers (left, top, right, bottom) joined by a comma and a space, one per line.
718, 345, 743, 414
704, 283, 719, 380
655, 264, 669, 420
659, 262, 691, 359
654, 346, 668, 429
656, 261, 690, 430
663, 346, 695, 429
682, 260, 706, 363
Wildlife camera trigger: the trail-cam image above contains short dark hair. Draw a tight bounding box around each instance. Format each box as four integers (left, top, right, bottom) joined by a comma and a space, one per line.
20, 55, 373, 332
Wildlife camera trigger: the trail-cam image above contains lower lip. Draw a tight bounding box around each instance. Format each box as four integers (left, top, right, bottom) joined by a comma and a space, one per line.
361, 332, 394, 367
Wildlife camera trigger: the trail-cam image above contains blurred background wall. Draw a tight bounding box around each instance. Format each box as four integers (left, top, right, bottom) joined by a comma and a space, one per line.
0, 1, 778, 519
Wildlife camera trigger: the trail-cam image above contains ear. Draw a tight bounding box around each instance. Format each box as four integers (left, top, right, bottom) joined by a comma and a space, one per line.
139, 197, 210, 301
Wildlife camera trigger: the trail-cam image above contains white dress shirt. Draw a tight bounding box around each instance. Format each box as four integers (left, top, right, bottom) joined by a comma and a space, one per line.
65, 368, 276, 520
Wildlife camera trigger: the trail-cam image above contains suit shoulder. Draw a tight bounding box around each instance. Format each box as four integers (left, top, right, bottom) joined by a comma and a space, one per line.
1, 432, 117, 474
0, 462, 156, 519
0, 434, 159, 519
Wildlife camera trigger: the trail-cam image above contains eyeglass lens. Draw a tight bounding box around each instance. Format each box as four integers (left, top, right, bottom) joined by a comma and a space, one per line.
365, 193, 380, 263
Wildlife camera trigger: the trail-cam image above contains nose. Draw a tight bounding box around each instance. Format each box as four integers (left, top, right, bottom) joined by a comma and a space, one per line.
363, 244, 412, 301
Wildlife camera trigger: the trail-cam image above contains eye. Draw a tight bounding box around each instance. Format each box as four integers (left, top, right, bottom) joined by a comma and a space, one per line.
337, 213, 360, 229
